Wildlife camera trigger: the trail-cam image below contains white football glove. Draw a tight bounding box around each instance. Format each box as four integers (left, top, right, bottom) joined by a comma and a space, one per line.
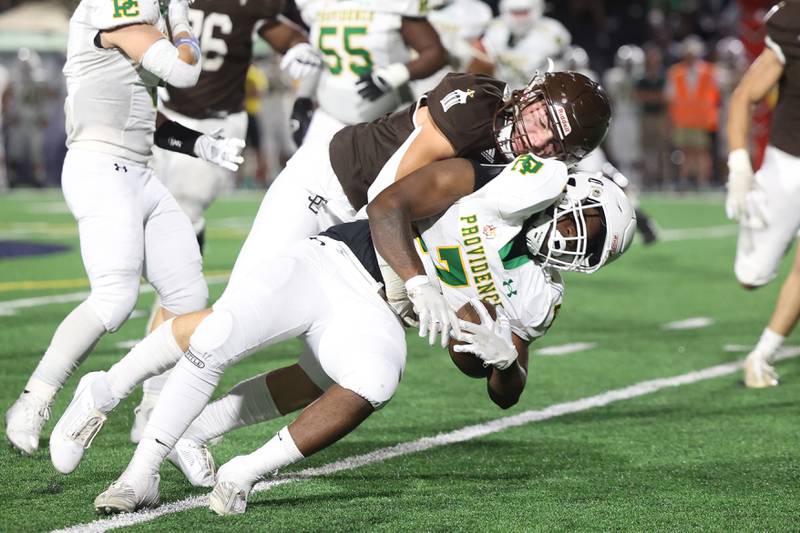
453, 299, 517, 371
405, 275, 460, 348
168, 0, 193, 36
280, 43, 323, 80
194, 128, 245, 171
725, 148, 766, 228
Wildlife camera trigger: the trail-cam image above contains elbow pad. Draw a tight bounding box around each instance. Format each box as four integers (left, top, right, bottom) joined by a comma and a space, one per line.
141, 38, 201, 88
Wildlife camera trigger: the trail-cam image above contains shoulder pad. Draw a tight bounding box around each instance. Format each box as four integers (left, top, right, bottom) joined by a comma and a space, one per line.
347, 0, 429, 16
88, 0, 160, 31
473, 155, 568, 224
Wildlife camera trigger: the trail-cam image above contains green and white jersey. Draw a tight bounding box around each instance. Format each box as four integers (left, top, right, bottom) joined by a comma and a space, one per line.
415, 154, 568, 341
300, 0, 416, 124
64, 0, 166, 163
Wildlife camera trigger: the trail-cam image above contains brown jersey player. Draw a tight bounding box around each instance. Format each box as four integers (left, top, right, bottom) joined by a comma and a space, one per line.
724, 0, 800, 388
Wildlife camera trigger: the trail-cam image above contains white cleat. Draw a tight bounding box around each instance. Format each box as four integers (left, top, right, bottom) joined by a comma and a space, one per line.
744, 351, 779, 388
208, 458, 254, 516
5, 391, 51, 455
50, 371, 118, 474
168, 438, 216, 487
129, 395, 158, 444
94, 473, 160, 514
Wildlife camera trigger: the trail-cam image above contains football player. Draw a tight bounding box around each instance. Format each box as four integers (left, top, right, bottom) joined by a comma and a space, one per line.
290, 0, 448, 148
47, 70, 611, 488
725, 1, 800, 388
469, 0, 571, 90
59, 159, 634, 513
133, 0, 328, 444
3, 0, 246, 456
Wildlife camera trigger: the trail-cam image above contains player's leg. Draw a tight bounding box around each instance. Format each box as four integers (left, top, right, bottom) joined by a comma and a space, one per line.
210, 241, 406, 515
226, 139, 356, 293
736, 148, 800, 386
131, 172, 209, 440
170, 351, 332, 486
6, 151, 144, 455
48, 171, 208, 473
95, 243, 327, 513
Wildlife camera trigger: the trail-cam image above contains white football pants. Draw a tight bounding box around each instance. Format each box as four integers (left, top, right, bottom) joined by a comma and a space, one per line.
61, 148, 207, 331
735, 146, 800, 287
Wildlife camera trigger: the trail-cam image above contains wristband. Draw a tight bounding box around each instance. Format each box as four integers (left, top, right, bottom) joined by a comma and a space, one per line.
175, 36, 201, 62
404, 275, 429, 293
154, 120, 202, 156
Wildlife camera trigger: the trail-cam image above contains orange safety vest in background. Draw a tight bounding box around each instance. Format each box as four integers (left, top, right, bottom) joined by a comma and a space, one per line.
668, 60, 720, 131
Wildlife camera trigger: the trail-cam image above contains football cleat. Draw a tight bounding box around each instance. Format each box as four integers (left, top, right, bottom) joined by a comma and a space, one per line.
208, 458, 254, 516
5, 391, 51, 455
129, 395, 159, 444
743, 351, 779, 388
168, 438, 216, 487
50, 371, 118, 474
95, 473, 160, 514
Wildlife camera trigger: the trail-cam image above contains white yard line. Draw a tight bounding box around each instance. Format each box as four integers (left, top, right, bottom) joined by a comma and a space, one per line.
535, 342, 597, 356
52, 346, 800, 533
0, 274, 230, 316
659, 224, 737, 241
662, 317, 715, 330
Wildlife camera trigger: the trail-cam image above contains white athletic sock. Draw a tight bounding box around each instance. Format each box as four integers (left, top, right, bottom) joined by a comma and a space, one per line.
224, 426, 304, 489
183, 373, 281, 444
141, 371, 171, 401
30, 301, 106, 401
106, 319, 182, 400
125, 353, 223, 477
754, 328, 785, 361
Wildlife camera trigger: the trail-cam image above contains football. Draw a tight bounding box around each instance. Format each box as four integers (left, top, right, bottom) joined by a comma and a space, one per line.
448, 300, 497, 379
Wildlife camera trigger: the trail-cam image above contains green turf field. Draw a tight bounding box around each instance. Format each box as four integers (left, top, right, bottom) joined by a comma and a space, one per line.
0, 189, 798, 532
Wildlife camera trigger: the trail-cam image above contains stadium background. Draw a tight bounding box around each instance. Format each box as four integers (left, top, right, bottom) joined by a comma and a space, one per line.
1, 1, 799, 531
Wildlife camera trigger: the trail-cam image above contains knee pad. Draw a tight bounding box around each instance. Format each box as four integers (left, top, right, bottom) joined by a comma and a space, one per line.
86, 273, 140, 332
338, 364, 402, 410
159, 270, 208, 316
187, 309, 237, 371
734, 262, 773, 290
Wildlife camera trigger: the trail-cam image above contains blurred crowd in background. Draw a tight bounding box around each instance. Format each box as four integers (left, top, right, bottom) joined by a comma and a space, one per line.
0, 0, 779, 191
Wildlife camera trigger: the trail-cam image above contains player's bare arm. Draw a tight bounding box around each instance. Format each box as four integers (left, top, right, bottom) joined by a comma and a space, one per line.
725, 47, 782, 224
258, 19, 308, 53
487, 334, 529, 409
727, 47, 783, 152
368, 158, 476, 281
394, 107, 458, 179
400, 17, 448, 80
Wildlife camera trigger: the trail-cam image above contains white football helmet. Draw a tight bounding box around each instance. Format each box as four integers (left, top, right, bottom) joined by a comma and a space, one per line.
614, 44, 645, 78
500, 0, 544, 38
525, 171, 636, 273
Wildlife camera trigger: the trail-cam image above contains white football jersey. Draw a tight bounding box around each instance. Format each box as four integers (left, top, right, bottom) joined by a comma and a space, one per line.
416, 154, 568, 341
63, 0, 166, 163
302, 0, 414, 124
412, 0, 493, 96
482, 16, 570, 90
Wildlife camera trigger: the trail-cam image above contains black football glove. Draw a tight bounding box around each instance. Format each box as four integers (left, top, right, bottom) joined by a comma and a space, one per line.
355, 64, 410, 102
289, 97, 314, 147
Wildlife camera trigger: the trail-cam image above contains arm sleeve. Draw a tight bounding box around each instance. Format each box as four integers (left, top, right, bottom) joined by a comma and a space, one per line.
154, 119, 202, 156
426, 72, 508, 156
89, 0, 160, 30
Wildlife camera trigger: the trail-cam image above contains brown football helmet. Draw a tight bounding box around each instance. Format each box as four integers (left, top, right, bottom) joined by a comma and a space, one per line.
494, 71, 611, 165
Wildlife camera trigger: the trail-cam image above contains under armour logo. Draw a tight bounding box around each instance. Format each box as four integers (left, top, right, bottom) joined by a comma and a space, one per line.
113, 163, 128, 173
308, 194, 327, 214
503, 279, 517, 297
